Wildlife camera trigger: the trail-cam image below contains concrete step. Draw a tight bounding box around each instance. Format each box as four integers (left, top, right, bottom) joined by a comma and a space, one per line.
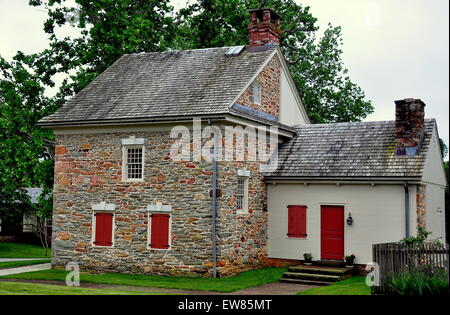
288, 266, 352, 276
279, 278, 332, 286
282, 272, 341, 283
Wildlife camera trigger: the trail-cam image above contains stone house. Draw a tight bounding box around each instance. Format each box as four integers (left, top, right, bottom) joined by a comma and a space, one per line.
39, 8, 446, 277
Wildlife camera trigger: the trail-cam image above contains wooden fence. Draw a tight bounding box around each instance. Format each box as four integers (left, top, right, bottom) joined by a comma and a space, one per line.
372, 242, 449, 294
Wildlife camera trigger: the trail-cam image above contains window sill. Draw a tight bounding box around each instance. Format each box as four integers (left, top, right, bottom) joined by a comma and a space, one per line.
122, 179, 145, 183
148, 247, 171, 251
92, 244, 114, 248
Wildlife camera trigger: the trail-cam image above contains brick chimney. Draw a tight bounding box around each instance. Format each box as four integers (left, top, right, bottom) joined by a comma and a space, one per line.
248, 8, 282, 47
395, 98, 426, 156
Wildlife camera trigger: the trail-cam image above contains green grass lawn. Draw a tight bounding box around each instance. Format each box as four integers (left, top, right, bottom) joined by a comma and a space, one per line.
298, 276, 371, 295
1, 267, 286, 293
0, 260, 50, 270
0, 242, 51, 258
0, 281, 162, 295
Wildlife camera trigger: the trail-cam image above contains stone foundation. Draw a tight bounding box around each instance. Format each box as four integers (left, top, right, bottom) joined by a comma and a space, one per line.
266, 258, 301, 268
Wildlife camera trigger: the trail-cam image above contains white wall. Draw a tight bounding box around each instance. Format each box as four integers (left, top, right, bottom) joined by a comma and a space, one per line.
278, 67, 309, 126
421, 125, 447, 242
267, 183, 417, 265
422, 125, 447, 186
425, 183, 446, 242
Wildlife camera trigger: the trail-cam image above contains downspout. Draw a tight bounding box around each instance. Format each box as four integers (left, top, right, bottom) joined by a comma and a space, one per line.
404, 181, 410, 238
208, 119, 218, 278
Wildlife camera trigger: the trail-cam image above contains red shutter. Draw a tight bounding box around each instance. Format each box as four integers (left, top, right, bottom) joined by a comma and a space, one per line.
94, 213, 113, 246
150, 214, 170, 249
287, 206, 307, 238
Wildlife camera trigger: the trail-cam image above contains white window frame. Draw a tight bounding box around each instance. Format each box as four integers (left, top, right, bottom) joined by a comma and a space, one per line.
252, 82, 261, 105
147, 203, 172, 251
91, 202, 116, 248
236, 176, 249, 214
121, 136, 145, 182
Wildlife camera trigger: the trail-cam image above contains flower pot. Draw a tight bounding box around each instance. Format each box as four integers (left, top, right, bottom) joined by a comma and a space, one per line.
304, 262, 312, 266
345, 258, 355, 267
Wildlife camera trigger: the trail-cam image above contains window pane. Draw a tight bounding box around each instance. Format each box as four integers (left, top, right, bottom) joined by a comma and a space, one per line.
236, 178, 246, 211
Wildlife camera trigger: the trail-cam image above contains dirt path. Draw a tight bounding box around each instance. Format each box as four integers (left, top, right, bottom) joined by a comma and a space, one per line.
0, 278, 316, 295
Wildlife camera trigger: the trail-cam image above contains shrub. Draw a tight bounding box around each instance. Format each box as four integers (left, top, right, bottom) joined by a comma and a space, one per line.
400, 227, 432, 245
386, 268, 449, 296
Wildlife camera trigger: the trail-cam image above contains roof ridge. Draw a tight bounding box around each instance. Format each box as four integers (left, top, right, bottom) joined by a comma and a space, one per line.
124, 46, 241, 56
292, 118, 436, 129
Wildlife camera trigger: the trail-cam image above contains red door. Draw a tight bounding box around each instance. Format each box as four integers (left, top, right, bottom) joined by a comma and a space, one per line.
321, 206, 344, 260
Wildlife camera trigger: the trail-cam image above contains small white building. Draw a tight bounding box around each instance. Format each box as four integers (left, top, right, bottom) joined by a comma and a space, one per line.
265, 99, 447, 265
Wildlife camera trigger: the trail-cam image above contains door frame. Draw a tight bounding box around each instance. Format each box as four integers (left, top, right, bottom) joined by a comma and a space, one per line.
319, 203, 347, 260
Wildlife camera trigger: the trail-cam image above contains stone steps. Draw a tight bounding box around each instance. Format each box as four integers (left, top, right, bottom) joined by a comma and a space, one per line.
279, 278, 336, 286
280, 264, 354, 286
282, 272, 341, 282
315, 259, 346, 267
288, 266, 351, 276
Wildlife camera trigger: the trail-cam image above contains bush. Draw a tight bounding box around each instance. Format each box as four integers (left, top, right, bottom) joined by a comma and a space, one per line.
386, 268, 449, 296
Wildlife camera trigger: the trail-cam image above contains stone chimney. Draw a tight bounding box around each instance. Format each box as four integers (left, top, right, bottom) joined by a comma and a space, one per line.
395, 98, 426, 156
248, 8, 282, 47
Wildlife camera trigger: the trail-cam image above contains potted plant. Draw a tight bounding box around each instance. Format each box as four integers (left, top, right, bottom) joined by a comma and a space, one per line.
303, 253, 313, 265
344, 254, 356, 267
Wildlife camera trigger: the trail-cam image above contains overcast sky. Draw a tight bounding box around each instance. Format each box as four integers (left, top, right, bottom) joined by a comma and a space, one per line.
1, 0, 448, 157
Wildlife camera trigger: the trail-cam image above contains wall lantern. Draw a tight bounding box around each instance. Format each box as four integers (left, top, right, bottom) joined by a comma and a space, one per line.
346, 213, 354, 226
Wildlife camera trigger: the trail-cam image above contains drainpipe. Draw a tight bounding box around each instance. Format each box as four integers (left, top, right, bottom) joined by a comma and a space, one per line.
208, 119, 218, 278
404, 181, 410, 238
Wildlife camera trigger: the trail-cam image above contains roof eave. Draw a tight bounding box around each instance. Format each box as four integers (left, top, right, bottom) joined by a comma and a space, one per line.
37, 113, 296, 136
264, 176, 423, 183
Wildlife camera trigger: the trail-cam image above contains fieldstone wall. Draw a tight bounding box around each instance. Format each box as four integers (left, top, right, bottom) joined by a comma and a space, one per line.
416, 184, 426, 229
52, 127, 269, 277
235, 54, 281, 118
215, 159, 269, 276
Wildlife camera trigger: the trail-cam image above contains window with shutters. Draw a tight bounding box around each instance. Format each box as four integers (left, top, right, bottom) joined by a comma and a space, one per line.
148, 213, 171, 250
287, 205, 307, 238
93, 212, 114, 247
236, 177, 248, 214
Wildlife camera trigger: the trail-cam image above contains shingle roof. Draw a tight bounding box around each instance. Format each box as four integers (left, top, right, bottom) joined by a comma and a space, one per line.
39, 46, 276, 125
267, 119, 435, 179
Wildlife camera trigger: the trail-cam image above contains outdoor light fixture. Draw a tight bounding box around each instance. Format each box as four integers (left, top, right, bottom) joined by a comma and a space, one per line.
347, 213, 353, 226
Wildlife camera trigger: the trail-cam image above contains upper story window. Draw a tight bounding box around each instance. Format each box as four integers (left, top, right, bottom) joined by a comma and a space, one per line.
236, 169, 250, 214
251, 83, 261, 104
126, 147, 143, 179
236, 177, 248, 213
122, 136, 145, 182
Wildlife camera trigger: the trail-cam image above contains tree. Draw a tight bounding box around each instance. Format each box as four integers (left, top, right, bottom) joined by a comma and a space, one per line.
439, 138, 448, 159
29, 0, 177, 93
0, 53, 57, 221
